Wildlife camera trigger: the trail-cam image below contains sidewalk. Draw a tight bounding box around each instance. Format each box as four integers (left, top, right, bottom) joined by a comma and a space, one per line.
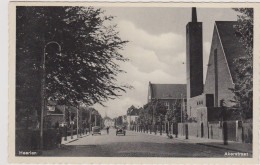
132, 130, 252, 154
61, 133, 89, 145
176, 135, 252, 154
135, 130, 168, 137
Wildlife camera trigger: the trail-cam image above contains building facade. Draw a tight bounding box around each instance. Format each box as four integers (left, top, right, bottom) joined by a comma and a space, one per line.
104, 117, 114, 128
148, 82, 187, 119
186, 9, 246, 122
126, 105, 139, 129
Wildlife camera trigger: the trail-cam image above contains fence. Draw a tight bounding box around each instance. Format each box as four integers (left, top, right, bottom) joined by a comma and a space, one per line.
178, 123, 198, 137
178, 120, 252, 143
242, 120, 253, 143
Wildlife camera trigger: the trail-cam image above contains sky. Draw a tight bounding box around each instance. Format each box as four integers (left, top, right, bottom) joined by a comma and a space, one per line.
93, 7, 238, 118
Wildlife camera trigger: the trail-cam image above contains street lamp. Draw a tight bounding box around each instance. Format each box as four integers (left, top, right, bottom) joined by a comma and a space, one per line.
181, 93, 183, 123
40, 41, 61, 149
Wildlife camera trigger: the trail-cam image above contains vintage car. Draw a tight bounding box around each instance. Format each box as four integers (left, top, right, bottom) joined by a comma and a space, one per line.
92, 126, 101, 135
116, 126, 126, 136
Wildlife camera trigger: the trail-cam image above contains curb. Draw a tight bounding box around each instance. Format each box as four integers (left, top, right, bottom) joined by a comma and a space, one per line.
196, 143, 252, 154
135, 131, 168, 137
63, 138, 79, 144
62, 134, 88, 145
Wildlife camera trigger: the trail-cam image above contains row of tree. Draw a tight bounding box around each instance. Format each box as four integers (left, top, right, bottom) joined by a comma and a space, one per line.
16, 6, 129, 129
231, 8, 253, 120
129, 100, 187, 128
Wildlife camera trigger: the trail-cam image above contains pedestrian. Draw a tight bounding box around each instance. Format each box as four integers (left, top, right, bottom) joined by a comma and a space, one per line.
106, 126, 109, 134
56, 127, 62, 148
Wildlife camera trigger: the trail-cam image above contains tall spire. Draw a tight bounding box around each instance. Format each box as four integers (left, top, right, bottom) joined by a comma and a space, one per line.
192, 7, 197, 22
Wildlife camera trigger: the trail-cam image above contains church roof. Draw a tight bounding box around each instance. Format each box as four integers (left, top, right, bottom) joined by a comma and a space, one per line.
215, 21, 247, 82
150, 83, 186, 99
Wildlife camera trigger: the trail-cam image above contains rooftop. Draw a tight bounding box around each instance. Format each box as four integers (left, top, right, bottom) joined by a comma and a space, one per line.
215, 21, 247, 82
149, 83, 186, 99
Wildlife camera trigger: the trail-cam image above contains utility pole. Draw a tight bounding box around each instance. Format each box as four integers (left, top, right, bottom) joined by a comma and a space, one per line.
100, 117, 102, 128
64, 106, 67, 141
77, 105, 79, 138
95, 114, 97, 126
152, 99, 158, 134
89, 110, 92, 132
40, 41, 61, 149
183, 95, 185, 122
181, 94, 183, 123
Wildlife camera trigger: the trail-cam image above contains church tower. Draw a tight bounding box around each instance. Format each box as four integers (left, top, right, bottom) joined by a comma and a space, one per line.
186, 7, 203, 99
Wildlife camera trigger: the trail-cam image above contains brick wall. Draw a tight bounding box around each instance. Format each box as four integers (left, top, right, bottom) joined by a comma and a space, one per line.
178, 123, 198, 137
208, 122, 223, 140
242, 120, 253, 143
178, 120, 252, 143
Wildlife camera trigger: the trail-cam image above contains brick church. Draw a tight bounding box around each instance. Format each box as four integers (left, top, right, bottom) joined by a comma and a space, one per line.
147, 82, 186, 112
186, 8, 247, 122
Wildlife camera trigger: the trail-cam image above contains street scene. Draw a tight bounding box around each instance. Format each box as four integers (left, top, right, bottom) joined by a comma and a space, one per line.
41, 128, 252, 157
15, 5, 253, 158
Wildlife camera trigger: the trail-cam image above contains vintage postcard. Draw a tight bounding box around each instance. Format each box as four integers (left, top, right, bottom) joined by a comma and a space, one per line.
8, 1, 259, 164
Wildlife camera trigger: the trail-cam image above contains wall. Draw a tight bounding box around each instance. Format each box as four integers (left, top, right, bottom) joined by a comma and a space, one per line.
208, 122, 222, 140
178, 120, 252, 143
178, 123, 198, 137
242, 120, 253, 143
187, 94, 214, 118
204, 24, 235, 107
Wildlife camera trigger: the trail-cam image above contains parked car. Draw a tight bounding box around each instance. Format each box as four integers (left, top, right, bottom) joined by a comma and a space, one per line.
92, 126, 101, 136
116, 126, 126, 136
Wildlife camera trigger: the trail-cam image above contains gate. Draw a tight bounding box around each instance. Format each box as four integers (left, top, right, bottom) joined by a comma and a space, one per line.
201, 123, 204, 137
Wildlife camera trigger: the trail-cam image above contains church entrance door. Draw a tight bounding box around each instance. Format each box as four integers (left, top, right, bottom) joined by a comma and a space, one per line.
201, 123, 204, 137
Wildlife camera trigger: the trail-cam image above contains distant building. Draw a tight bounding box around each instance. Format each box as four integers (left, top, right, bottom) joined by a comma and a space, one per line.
126, 105, 139, 129
148, 82, 187, 113
122, 115, 127, 124
45, 100, 79, 128
103, 116, 114, 128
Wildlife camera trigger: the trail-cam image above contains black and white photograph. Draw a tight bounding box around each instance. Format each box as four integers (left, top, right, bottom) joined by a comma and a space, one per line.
9, 2, 258, 163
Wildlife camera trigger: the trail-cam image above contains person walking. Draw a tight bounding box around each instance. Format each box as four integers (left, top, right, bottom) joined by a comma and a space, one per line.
56, 127, 62, 148
106, 126, 109, 134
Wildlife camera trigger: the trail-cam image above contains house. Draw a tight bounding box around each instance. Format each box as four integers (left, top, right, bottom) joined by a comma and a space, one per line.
103, 116, 114, 128
126, 105, 139, 129
45, 100, 79, 128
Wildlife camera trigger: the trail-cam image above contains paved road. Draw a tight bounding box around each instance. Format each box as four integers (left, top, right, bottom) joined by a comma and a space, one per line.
42, 128, 251, 157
